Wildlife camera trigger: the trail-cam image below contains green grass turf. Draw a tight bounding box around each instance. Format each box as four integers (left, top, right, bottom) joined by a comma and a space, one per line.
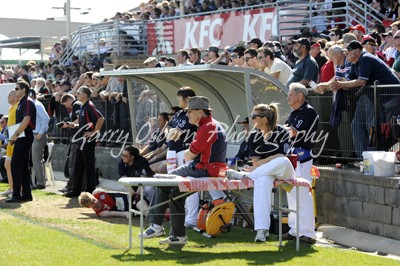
0, 183, 399, 265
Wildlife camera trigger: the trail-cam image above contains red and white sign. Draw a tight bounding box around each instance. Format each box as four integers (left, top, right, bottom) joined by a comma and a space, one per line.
147, 8, 277, 55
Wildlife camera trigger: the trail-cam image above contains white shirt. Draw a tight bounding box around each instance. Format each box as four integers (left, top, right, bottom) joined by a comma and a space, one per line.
265, 58, 293, 85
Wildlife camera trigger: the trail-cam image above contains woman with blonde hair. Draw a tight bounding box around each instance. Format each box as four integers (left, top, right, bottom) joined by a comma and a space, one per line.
226, 102, 295, 242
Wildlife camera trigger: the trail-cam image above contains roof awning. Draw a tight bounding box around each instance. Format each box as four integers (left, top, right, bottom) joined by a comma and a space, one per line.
101, 64, 291, 141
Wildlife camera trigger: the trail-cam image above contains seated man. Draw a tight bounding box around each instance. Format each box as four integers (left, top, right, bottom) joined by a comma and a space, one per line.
119, 145, 155, 203
78, 190, 149, 218
141, 96, 227, 245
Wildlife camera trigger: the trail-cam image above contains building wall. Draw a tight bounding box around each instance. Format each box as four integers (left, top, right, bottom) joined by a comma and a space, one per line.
0, 18, 87, 38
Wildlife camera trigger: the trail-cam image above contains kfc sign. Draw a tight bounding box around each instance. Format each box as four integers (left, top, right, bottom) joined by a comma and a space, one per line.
147, 8, 277, 55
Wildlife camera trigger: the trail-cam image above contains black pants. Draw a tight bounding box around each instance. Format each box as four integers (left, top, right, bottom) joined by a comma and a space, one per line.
0, 156, 7, 180
72, 141, 96, 194
11, 135, 34, 198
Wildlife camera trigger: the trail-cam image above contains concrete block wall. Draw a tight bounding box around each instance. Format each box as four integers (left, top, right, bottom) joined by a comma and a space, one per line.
52, 144, 121, 181
316, 167, 400, 241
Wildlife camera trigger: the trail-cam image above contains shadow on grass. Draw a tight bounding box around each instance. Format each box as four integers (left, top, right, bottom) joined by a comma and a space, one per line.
0, 198, 23, 210
111, 242, 317, 264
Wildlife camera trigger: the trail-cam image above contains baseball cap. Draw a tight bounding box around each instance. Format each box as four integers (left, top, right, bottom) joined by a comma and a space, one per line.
310, 41, 321, 48
207, 45, 220, 53
292, 38, 311, 49
346, 40, 363, 51
237, 117, 249, 124
349, 24, 366, 35
361, 35, 376, 46
382, 31, 393, 37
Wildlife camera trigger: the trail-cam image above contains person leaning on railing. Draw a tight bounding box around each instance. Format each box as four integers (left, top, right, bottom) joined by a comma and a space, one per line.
323, 40, 400, 157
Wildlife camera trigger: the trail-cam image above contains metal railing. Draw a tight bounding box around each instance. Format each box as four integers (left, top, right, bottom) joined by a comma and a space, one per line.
41, 81, 169, 147
309, 84, 400, 164
59, 0, 383, 65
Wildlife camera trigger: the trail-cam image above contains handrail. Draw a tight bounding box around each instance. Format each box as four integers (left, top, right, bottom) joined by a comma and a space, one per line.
59, 0, 384, 65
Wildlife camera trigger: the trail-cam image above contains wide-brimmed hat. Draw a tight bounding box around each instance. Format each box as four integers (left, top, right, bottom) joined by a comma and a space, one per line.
186, 96, 213, 111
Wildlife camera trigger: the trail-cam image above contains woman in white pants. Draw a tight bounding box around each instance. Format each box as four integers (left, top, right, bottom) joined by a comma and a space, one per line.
228, 103, 292, 242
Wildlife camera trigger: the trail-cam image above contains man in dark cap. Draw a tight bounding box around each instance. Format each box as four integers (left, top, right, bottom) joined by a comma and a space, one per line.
141, 96, 227, 245
331, 40, 400, 157
287, 38, 319, 87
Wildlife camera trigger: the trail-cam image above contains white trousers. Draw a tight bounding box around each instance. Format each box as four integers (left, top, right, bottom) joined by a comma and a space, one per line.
167, 149, 199, 227
287, 159, 316, 239
246, 157, 295, 231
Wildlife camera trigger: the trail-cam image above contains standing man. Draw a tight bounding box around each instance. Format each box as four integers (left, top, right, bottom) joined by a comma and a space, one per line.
282, 82, 318, 243
6, 80, 36, 203
142, 96, 227, 245
58, 93, 81, 193
331, 41, 400, 157
286, 38, 319, 87
30, 89, 50, 189
65, 86, 104, 198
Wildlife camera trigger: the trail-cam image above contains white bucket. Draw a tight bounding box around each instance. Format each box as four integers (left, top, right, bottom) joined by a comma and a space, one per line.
362, 151, 396, 177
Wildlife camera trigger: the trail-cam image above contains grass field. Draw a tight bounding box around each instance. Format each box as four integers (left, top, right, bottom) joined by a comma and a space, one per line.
0, 183, 399, 266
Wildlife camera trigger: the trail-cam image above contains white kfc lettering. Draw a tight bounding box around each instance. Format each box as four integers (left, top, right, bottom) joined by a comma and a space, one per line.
242, 13, 273, 41
184, 21, 200, 48
184, 19, 223, 49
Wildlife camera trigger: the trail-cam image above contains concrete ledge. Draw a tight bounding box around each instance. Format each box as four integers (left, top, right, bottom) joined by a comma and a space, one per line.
319, 224, 400, 257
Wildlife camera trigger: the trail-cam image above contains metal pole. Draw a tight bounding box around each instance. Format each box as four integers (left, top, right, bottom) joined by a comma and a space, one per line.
127, 80, 137, 144
66, 0, 71, 39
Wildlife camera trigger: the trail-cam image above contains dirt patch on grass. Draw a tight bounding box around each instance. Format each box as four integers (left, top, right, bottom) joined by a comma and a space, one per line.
0, 193, 93, 220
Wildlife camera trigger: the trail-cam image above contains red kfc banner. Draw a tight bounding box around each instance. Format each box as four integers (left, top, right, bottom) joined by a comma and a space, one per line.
147, 8, 276, 55
147, 20, 175, 55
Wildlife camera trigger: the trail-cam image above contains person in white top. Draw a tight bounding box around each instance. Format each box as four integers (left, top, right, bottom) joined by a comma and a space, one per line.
257, 47, 293, 85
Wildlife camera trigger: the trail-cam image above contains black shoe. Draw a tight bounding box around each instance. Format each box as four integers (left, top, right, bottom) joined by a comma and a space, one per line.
58, 187, 71, 193
299, 236, 316, 244
64, 191, 80, 198
21, 195, 33, 202
32, 184, 46, 190
5, 195, 22, 203
281, 233, 296, 241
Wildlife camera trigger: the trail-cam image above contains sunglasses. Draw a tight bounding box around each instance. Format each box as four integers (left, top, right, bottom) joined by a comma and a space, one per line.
394, 36, 400, 40
231, 54, 238, 59
250, 114, 264, 119
257, 56, 264, 61
15, 87, 21, 91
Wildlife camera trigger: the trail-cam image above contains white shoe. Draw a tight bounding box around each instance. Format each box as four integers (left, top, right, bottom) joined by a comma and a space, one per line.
159, 235, 188, 245
0, 189, 12, 197
254, 230, 269, 242
138, 225, 166, 239
226, 169, 248, 180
